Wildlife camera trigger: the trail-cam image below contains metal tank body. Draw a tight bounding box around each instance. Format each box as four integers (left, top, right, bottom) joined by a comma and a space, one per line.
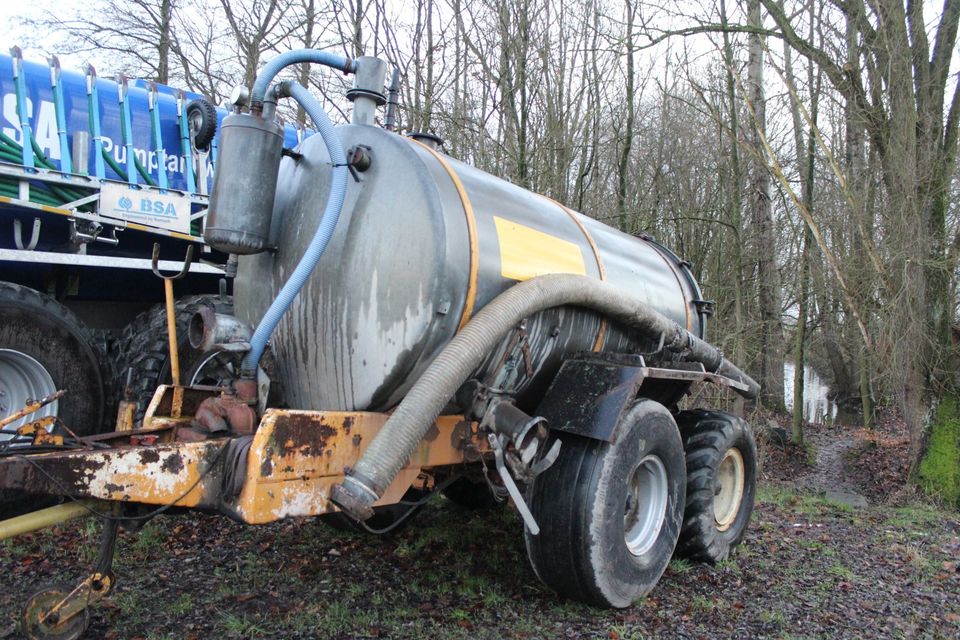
236, 124, 706, 413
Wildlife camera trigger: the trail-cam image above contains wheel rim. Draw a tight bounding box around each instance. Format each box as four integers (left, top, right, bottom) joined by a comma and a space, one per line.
714, 447, 745, 532
623, 454, 669, 556
188, 109, 204, 135
0, 348, 58, 438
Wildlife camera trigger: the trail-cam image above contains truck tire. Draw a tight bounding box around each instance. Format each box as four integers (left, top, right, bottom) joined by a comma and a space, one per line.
0, 282, 106, 518
674, 409, 757, 563
525, 399, 686, 608
111, 295, 229, 426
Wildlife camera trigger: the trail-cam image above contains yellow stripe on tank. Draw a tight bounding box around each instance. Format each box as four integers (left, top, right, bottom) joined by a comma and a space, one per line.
493, 216, 587, 282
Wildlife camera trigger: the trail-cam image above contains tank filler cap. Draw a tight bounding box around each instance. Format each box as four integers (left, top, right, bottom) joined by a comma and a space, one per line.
407, 131, 444, 150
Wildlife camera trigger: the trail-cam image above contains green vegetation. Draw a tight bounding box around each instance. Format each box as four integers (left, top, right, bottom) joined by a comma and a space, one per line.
916, 394, 960, 507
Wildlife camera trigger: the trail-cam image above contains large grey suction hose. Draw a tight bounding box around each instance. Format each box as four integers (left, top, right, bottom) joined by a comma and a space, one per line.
330, 273, 760, 520
241, 80, 348, 376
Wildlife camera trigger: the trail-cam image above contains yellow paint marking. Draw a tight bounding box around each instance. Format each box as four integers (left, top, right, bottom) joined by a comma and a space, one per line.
493, 216, 586, 281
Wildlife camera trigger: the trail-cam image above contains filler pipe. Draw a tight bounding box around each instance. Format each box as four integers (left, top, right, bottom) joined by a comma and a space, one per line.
251, 50, 358, 107
241, 80, 349, 376
331, 273, 760, 521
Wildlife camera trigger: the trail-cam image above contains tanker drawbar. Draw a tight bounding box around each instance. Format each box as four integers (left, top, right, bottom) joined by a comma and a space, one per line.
1, 48, 761, 639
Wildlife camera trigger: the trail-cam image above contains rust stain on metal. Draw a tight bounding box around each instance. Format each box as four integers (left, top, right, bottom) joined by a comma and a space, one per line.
160, 453, 185, 474
139, 450, 161, 464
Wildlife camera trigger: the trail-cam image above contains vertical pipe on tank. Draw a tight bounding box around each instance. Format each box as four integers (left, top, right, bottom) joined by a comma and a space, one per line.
384, 68, 401, 131
346, 57, 388, 126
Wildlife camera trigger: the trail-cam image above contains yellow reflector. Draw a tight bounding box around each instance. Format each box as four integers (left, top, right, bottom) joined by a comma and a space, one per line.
493, 216, 587, 281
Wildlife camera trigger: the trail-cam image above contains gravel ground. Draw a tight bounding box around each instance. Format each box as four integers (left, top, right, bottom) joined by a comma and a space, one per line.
1, 413, 958, 640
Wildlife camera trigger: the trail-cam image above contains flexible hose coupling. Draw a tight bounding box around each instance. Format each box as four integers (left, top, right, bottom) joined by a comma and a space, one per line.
330, 474, 379, 521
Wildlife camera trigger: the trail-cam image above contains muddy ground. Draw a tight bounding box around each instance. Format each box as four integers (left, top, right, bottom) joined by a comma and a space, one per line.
1, 413, 958, 639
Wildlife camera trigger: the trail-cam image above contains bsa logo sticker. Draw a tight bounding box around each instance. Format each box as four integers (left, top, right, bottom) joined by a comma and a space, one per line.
100, 183, 192, 234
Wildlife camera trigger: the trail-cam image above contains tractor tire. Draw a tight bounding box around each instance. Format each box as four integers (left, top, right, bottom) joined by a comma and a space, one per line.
674, 409, 757, 563
0, 282, 106, 519
525, 399, 686, 608
111, 295, 231, 426
186, 99, 218, 151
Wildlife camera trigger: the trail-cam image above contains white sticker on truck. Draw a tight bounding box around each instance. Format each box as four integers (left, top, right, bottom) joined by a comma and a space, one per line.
99, 182, 192, 234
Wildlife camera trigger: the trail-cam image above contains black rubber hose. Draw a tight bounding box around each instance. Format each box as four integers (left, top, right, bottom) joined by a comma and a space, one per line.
330, 273, 760, 521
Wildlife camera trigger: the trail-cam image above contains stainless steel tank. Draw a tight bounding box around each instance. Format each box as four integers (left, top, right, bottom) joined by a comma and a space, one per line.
236, 125, 708, 412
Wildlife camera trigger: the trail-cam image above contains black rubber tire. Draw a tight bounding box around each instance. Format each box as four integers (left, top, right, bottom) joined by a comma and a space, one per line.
186, 99, 218, 151
110, 295, 230, 426
525, 399, 686, 608
322, 487, 430, 535
0, 282, 106, 519
442, 474, 500, 509
674, 409, 757, 563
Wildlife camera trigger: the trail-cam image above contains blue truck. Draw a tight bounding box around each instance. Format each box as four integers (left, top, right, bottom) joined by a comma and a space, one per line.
0, 47, 304, 478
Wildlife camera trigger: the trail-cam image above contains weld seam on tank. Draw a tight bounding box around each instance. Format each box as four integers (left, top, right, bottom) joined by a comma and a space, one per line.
251, 50, 358, 106
241, 80, 348, 376
330, 273, 761, 521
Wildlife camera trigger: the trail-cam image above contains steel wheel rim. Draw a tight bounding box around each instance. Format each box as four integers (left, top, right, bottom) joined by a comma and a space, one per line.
714, 448, 745, 531
623, 454, 669, 556
0, 348, 58, 439
188, 109, 204, 135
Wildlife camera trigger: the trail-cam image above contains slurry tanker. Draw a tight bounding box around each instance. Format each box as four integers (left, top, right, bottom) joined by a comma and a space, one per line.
0, 48, 760, 639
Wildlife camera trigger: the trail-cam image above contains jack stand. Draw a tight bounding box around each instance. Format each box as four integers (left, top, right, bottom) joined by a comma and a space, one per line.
151, 242, 194, 418
21, 517, 119, 640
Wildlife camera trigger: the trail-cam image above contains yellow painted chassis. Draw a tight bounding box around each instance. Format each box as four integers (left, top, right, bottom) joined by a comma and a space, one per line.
2, 385, 488, 525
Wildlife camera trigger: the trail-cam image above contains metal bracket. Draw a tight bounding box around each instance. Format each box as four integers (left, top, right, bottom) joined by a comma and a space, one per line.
69, 219, 119, 247
487, 433, 540, 535
13, 218, 41, 251
151, 243, 194, 280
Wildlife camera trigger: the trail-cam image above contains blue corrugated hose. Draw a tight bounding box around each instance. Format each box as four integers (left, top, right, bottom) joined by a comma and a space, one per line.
251, 50, 358, 106
241, 80, 349, 376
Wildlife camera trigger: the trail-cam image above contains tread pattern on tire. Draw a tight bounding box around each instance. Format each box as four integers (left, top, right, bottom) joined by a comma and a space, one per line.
0, 281, 106, 430
187, 99, 218, 150
110, 295, 227, 425
525, 399, 686, 608
675, 409, 757, 563
0, 282, 107, 519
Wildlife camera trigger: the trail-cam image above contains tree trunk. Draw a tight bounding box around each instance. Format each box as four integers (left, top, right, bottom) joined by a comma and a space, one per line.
747, 0, 785, 410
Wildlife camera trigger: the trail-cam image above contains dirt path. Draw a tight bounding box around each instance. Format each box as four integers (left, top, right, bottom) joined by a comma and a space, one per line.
795, 427, 870, 507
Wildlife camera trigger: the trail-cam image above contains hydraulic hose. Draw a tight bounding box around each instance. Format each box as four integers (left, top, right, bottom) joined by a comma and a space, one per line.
330, 273, 761, 521
251, 50, 358, 106
240, 80, 349, 376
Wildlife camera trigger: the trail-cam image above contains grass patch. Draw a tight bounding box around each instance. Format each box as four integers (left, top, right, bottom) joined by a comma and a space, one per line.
916, 394, 960, 507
